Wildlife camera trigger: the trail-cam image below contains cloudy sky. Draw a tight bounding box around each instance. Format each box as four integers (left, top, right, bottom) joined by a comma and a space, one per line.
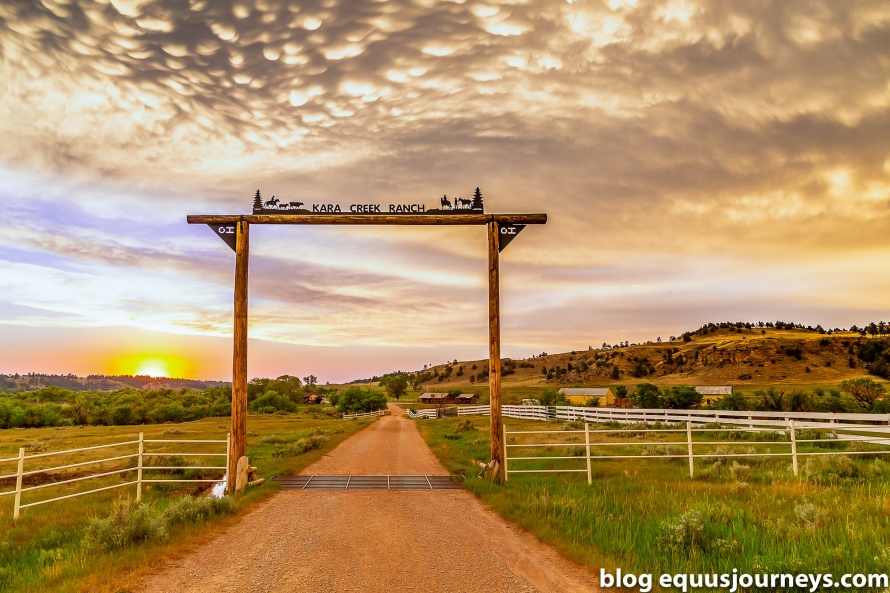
1, 0, 888, 382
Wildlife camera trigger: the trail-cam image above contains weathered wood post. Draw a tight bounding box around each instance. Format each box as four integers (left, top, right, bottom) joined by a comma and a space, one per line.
13, 447, 24, 520
502, 424, 509, 482
225, 432, 231, 489
136, 432, 144, 502
686, 421, 695, 478
789, 419, 799, 477
228, 220, 249, 495
585, 423, 593, 486
488, 220, 504, 480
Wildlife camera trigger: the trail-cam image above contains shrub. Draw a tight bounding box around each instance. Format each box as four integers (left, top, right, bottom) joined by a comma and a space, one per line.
260, 434, 288, 444
729, 461, 751, 483
803, 455, 858, 483
875, 545, 890, 572
84, 495, 236, 552
795, 429, 841, 449
794, 502, 825, 531
455, 419, 475, 432
84, 498, 169, 551
290, 434, 328, 454
658, 509, 711, 552
164, 495, 235, 527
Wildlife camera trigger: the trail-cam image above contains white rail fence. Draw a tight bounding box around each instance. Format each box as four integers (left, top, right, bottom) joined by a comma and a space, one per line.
450, 405, 890, 432
343, 409, 387, 420
407, 408, 438, 419
0, 432, 229, 520
503, 421, 890, 485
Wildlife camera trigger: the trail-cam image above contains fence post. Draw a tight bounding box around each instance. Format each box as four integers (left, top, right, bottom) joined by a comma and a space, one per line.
13, 447, 24, 521
136, 432, 144, 503
502, 425, 508, 482
584, 423, 592, 486
686, 422, 694, 478
789, 419, 799, 477
225, 433, 231, 490
748, 414, 753, 429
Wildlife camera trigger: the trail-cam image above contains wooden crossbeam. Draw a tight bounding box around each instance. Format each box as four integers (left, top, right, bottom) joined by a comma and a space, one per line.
187, 213, 546, 225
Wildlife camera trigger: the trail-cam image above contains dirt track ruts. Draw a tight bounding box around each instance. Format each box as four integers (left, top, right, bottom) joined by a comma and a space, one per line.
137, 404, 600, 593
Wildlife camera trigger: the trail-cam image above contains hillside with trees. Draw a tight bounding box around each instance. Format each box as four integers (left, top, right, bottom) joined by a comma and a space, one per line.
380, 321, 890, 413
408, 322, 890, 389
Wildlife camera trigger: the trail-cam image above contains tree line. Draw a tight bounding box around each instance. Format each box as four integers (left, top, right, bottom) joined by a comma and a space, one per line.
535, 379, 888, 413
0, 375, 345, 430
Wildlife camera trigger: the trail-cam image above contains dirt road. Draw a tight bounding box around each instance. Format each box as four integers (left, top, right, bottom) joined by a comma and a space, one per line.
138, 405, 600, 593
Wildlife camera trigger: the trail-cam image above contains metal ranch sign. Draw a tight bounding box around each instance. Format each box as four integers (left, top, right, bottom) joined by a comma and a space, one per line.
251, 187, 485, 215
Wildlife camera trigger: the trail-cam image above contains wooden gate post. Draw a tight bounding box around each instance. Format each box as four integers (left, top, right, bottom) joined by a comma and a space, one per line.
228, 220, 249, 495
487, 221, 504, 480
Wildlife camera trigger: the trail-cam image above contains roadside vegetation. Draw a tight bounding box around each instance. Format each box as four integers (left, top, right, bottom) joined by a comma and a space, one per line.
0, 411, 369, 593
417, 416, 890, 589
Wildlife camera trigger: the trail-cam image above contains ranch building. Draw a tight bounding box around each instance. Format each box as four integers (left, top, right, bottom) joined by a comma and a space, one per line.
558, 387, 614, 406
419, 392, 479, 404
694, 386, 732, 405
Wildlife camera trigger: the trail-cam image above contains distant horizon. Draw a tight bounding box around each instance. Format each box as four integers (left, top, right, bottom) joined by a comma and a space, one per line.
1, 319, 882, 385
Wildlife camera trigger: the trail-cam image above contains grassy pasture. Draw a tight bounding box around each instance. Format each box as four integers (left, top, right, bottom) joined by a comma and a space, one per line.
0, 410, 369, 593
417, 416, 890, 589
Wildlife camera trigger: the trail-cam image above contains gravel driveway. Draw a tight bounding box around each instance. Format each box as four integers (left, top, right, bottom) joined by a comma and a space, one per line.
137, 405, 600, 593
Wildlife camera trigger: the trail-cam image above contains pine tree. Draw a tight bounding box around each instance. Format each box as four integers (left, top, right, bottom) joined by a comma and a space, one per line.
471, 187, 483, 210
253, 189, 263, 210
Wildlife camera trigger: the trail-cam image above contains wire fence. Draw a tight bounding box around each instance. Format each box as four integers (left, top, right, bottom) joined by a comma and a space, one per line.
0, 432, 229, 520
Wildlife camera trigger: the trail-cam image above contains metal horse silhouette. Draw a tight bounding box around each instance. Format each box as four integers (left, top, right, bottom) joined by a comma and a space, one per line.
252, 187, 485, 215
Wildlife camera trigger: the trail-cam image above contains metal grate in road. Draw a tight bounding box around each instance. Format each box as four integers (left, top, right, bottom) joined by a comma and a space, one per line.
272, 475, 462, 490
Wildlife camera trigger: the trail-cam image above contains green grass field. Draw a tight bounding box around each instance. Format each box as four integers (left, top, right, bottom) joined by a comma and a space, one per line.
416, 416, 890, 590
0, 409, 369, 593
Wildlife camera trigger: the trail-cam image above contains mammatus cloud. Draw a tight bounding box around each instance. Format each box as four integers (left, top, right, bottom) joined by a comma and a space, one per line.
0, 0, 888, 379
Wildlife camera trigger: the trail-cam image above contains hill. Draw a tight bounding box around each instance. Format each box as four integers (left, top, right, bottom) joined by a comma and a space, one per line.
0, 373, 229, 392
396, 322, 890, 394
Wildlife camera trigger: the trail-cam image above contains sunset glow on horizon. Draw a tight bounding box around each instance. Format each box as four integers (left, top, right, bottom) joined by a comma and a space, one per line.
1, 0, 888, 383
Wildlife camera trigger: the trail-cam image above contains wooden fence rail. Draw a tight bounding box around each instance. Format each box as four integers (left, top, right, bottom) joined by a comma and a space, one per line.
503, 421, 890, 484
343, 409, 387, 420
0, 433, 229, 520
450, 405, 890, 431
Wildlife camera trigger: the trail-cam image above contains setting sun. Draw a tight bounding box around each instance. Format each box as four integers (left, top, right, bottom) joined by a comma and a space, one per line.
107, 352, 194, 379
134, 358, 170, 378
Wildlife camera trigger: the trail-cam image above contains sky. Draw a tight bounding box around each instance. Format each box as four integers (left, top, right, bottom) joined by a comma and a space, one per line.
1, 0, 889, 383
